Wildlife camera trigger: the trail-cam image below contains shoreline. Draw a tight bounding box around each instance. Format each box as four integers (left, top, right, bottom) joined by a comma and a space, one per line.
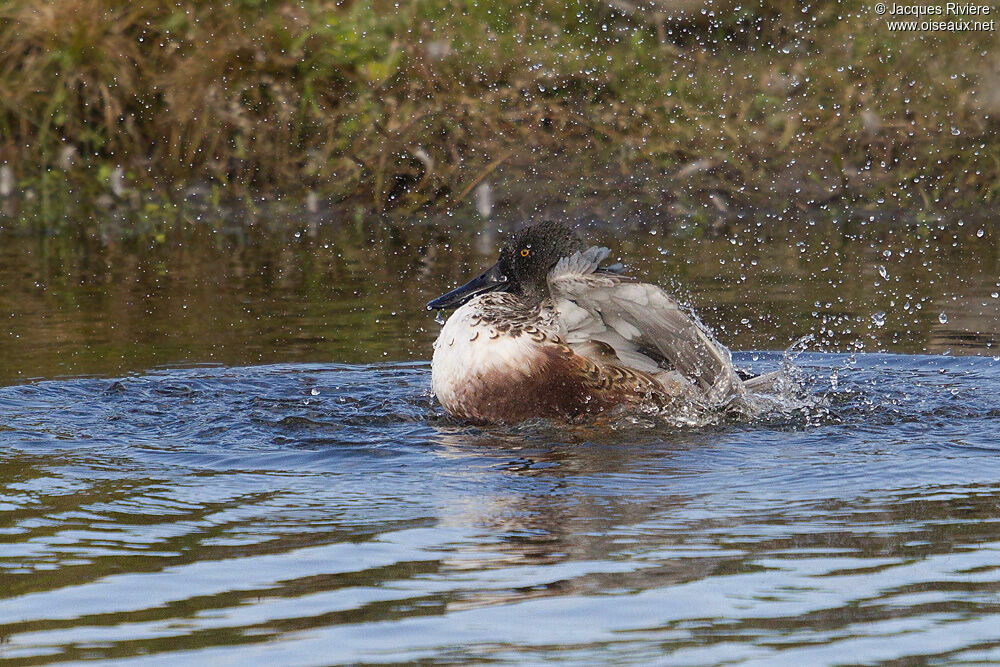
1, 1, 996, 221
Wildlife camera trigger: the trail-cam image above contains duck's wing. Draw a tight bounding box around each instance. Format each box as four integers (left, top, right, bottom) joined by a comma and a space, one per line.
548, 247, 742, 402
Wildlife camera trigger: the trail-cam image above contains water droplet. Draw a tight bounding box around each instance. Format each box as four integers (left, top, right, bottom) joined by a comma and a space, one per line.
310, 388, 319, 396
872, 311, 886, 328
939, 312, 948, 324
434, 311, 445, 325
878, 265, 889, 280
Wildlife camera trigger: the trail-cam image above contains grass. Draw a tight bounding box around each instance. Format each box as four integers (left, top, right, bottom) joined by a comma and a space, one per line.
0, 0, 997, 219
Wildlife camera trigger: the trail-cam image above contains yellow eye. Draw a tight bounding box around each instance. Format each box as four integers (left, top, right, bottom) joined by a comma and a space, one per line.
520, 249, 530, 257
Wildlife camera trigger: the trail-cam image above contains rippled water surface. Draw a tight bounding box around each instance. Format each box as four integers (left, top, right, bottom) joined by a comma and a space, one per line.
2, 214, 1000, 664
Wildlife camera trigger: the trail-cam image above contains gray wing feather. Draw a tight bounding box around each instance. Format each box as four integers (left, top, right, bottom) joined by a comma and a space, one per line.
549, 248, 742, 402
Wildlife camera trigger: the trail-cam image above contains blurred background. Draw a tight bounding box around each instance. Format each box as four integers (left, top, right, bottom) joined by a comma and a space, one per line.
1, 0, 997, 217
0, 0, 998, 380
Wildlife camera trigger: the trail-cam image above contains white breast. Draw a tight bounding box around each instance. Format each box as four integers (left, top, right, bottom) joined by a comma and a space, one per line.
430, 299, 547, 413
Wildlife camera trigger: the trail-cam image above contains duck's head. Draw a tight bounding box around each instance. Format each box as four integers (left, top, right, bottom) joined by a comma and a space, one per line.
427, 220, 585, 310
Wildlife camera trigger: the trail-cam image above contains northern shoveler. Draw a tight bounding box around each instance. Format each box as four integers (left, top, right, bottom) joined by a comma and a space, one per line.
427, 220, 749, 424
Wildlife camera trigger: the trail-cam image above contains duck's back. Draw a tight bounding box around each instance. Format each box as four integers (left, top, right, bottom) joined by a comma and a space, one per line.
548, 247, 744, 404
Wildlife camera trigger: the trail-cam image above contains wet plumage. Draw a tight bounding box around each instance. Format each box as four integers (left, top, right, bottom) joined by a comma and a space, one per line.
428, 221, 747, 424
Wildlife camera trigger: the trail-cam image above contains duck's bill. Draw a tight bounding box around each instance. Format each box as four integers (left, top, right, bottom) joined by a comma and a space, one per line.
427, 263, 507, 310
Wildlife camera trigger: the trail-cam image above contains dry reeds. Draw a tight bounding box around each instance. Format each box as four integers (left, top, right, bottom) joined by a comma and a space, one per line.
0, 0, 996, 212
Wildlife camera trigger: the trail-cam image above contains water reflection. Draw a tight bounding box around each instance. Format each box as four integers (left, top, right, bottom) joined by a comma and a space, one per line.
1, 213, 997, 385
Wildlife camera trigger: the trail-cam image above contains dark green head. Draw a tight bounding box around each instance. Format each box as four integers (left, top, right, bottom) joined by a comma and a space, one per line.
427, 220, 585, 310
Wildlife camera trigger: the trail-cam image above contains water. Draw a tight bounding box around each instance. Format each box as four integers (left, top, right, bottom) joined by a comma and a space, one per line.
3, 354, 1000, 664
2, 215, 997, 383
2, 214, 1000, 664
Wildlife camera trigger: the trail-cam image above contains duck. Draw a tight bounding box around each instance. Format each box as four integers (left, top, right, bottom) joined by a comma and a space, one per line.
427, 220, 753, 424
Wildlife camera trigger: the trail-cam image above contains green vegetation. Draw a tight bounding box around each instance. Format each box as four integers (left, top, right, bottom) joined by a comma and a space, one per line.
0, 0, 997, 218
